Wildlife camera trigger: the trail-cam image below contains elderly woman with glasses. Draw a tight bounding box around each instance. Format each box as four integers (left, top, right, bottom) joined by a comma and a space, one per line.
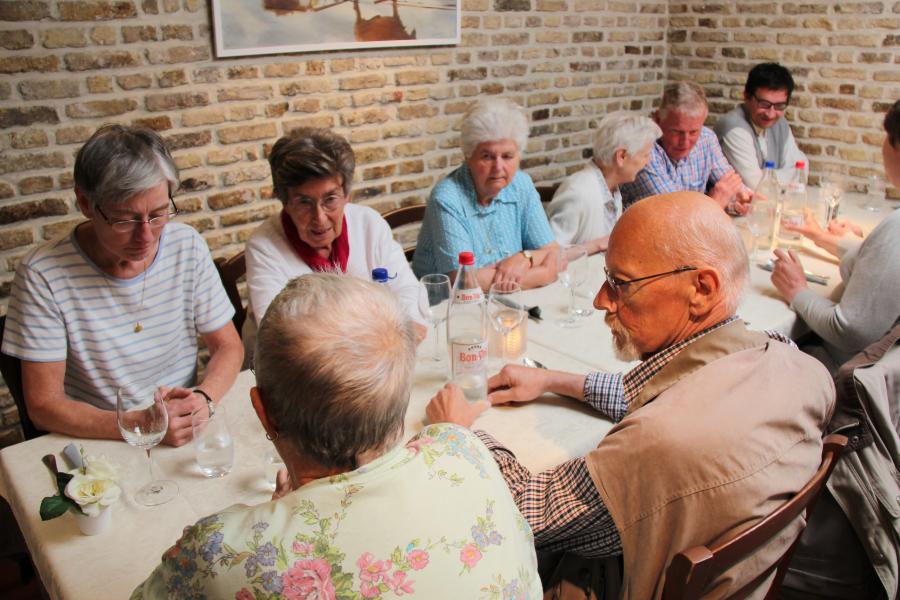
2, 124, 243, 445
413, 98, 559, 289
243, 128, 425, 347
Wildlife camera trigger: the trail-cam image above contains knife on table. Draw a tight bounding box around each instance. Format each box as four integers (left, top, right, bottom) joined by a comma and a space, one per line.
494, 295, 542, 321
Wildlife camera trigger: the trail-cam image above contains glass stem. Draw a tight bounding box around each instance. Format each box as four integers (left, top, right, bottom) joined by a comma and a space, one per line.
146, 448, 154, 482
432, 322, 440, 360
568, 287, 576, 318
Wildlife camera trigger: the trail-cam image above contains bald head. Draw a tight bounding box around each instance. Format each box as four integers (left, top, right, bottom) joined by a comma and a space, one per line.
610, 192, 749, 314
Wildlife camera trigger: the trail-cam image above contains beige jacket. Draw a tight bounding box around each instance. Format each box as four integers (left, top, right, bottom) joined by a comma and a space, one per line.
585, 321, 835, 599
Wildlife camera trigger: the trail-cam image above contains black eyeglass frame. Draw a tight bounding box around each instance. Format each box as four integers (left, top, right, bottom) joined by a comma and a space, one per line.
751, 94, 789, 112
604, 265, 698, 295
95, 195, 179, 233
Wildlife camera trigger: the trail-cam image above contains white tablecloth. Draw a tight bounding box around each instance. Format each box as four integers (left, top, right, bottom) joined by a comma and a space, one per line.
0, 189, 889, 599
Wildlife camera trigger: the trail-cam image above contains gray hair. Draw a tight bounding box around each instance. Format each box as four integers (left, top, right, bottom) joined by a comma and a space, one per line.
254, 272, 417, 470
657, 81, 709, 120
269, 128, 356, 203
657, 205, 749, 314
74, 124, 179, 210
592, 112, 662, 165
460, 98, 529, 158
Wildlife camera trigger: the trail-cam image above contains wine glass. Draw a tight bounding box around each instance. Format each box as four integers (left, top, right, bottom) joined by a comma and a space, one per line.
117, 385, 178, 506
419, 274, 451, 362
863, 174, 886, 212
557, 245, 589, 327
488, 282, 526, 365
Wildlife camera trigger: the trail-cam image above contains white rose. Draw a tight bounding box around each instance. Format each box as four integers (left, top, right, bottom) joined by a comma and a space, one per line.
83, 454, 118, 480
65, 472, 121, 516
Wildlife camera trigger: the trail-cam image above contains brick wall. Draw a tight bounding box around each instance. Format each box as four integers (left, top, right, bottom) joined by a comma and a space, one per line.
668, 0, 900, 191
0, 0, 669, 445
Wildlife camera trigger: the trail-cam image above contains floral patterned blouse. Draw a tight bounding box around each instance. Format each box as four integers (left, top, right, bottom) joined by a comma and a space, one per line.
131, 424, 542, 600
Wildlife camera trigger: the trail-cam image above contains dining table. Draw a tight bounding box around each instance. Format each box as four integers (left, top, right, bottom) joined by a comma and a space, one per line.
0, 188, 891, 599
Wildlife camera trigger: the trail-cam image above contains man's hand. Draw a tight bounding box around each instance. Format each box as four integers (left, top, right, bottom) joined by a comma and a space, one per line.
828, 219, 864, 239
770, 248, 809, 303
492, 252, 531, 285
425, 383, 489, 428
731, 188, 753, 216
709, 171, 744, 208
161, 387, 205, 447
487, 364, 549, 405
782, 207, 823, 239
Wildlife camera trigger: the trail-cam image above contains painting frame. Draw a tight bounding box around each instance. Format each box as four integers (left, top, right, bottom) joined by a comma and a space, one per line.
211, 0, 461, 58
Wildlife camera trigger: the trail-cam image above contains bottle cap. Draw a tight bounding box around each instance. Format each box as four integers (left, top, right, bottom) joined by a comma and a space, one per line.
371, 268, 389, 283
458, 251, 475, 266
795, 160, 806, 168
764, 160, 776, 169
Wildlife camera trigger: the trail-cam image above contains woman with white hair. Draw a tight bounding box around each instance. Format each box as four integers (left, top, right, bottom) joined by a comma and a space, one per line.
413, 98, 558, 289
546, 112, 662, 254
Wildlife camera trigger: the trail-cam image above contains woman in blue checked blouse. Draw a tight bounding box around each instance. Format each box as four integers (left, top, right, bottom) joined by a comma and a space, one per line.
413, 98, 559, 289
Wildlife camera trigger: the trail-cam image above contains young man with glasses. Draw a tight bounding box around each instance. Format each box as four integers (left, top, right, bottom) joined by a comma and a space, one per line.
2, 125, 243, 445
714, 62, 809, 186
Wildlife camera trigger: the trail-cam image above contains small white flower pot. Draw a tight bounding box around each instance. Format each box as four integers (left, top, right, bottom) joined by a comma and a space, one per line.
73, 505, 112, 536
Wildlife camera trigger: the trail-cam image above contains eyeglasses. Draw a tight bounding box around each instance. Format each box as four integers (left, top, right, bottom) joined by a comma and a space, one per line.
285, 191, 346, 215
603, 265, 697, 295
96, 196, 178, 233
752, 95, 789, 112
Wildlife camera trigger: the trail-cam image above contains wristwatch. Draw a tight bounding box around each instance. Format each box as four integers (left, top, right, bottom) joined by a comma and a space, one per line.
521, 250, 534, 267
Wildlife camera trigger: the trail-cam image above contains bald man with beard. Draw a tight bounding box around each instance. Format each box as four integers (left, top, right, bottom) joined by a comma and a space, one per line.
427, 192, 835, 598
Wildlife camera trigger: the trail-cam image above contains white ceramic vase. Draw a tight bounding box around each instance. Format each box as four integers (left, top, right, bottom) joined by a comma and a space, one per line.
73, 505, 112, 536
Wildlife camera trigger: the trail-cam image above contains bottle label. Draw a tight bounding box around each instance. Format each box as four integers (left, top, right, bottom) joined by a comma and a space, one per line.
451, 340, 487, 374
454, 287, 483, 304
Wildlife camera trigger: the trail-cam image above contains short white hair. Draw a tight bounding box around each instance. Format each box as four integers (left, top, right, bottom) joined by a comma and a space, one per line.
657, 81, 708, 120
460, 98, 529, 158
592, 112, 662, 165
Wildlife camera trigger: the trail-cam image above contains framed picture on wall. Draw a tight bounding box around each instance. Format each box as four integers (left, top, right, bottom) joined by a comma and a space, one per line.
211, 0, 460, 58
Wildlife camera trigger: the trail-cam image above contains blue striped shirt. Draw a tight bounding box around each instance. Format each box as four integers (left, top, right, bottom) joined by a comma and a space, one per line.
620, 127, 734, 208
2, 223, 234, 410
412, 165, 556, 277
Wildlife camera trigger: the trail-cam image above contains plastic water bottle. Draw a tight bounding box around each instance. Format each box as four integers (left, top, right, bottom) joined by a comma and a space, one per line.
750, 160, 780, 252
447, 251, 488, 403
779, 160, 807, 248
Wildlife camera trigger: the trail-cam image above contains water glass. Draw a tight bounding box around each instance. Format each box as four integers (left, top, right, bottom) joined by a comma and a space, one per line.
262, 445, 285, 491
191, 403, 234, 478
557, 245, 589, 327
863, 174, 886, 212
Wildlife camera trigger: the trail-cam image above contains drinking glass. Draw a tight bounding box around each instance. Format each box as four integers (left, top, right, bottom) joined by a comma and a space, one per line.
557, 245, 589, 327
488, 282, 526, 365
863, 174, 886, 212
746, 197, 774, 263
819, 172, 843, 225
191, 403, 234, 478
419, 274, 451, 362
262, 445, 285, 492
117, 385, 178, 506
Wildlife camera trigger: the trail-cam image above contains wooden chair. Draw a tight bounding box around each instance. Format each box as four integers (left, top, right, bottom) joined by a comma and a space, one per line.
214, 252, 247, 335
382, 204, 426, 262
535, 183, 560, 205
0, 315, 46, 440
662, 433, 849, 600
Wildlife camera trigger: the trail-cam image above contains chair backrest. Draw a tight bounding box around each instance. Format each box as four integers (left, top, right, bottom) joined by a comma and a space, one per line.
535, 184, 560, 205
662, 433, 849, 600
382, 204, 426, 262
214, 252, 247, 335
0, 315, 46, 440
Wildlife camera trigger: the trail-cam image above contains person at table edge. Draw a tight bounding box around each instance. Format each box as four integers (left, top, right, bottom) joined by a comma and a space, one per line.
771, 98, 900, 372
413, 97, 559, 289
1, 125, 243, 446
428, 192, 834, 598
133, 273, 542, 599
714, 62, 809, 186
546, 111, 661, 255
243, 127, 426, 355
620, 81, 753, 216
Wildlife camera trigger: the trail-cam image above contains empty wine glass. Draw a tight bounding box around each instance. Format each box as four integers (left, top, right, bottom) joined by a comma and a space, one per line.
117, 385, 178, 506
488, 282, 526, 365
557, 245, 589, 327
419, 274, 451, 362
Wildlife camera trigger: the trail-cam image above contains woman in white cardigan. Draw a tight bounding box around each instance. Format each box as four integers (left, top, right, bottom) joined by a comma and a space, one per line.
546, 112, 661, 254
244, 128, 424, 353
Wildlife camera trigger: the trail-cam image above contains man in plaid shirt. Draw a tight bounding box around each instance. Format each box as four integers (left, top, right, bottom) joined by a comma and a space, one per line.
427, 192, 833, 596
620, 81, 753, 216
